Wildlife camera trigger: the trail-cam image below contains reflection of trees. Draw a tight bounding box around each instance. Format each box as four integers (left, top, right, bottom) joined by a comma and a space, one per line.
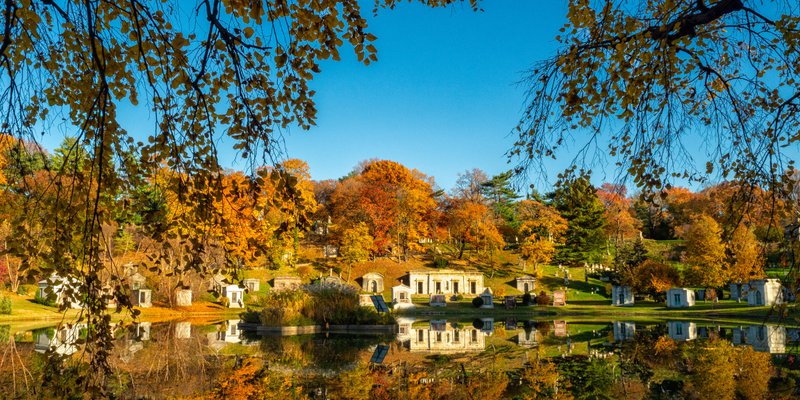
106, 321, 217, 398
260, 334, 386, 372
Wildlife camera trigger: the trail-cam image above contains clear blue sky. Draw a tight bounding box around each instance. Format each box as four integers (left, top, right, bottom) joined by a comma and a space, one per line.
273, 1, 571, 191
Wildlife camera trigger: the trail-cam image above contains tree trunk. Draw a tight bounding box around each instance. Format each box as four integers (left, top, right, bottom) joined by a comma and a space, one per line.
458, 241, 465, 260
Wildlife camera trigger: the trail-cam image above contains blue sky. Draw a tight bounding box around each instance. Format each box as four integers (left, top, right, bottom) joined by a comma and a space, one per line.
274, 1, 570, 191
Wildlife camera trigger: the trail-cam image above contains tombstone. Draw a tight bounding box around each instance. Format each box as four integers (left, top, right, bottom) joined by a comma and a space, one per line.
175, 289, 192, 307
272, 276, 302, 291
243, 278, 260, 292
611, 285, 634, 306
323, 244, 339, 258
505, 318, 517, 331
552, 290, 567, 306
695, 289, 706, 301
222, 284, 245, 308
554, 320, 568, 337
391, 284, 414, 310
666, 288, 695, 308
515, 275, 536, 293
131, 288, 152, 308
430, 294, 447, 307
175, 322, 191, 339
479, 288, 494, 308
504, 296, 517, 309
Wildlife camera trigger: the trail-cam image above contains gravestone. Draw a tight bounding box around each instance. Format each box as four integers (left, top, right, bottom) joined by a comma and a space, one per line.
553, 290, 566, 306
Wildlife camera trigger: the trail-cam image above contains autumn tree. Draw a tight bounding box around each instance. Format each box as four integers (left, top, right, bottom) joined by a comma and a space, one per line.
636, 260, 681, 299
516, 199, 567, 272
683, 214, 727, 287
596, 183, 639, 245
726, 223, 765, 283
0, 0, 478, 389
339, 223, 373, 282
447, 199, 504, 260
549, 170, 607, 266
331, 160, 436, 259
453, 168, 488, 204
512, 0, 800, 198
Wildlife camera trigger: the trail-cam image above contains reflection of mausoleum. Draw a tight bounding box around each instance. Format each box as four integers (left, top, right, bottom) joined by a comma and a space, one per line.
736, 325, 787, 353
667, 321, 696, 341
612, 321, 636, 342
402, 320, 486, 353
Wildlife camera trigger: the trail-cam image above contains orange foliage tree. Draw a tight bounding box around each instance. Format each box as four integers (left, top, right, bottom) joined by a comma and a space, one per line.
331, 160, 436, 259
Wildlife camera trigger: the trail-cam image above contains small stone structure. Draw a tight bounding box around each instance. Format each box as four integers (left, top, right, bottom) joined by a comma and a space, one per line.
611, 285, 634, 306
407, 270, 484, 295
273, 276, 302, 291
175, 289, 192, 307
479, 288, 494, 308
37, 275, 83, 309
666, 288, 695, 308
730, 282, 751, 301
358, 294, 374, 307
244, 278, 260, 292
667, 321, 697, 341
129, 272, 147, 290
747, 279, 783, 306
430, 294, 447, 307
132, 288, 152, 308
515, 275, 536, 293
504, 296, 517, 309
360, 272, 385, 293
391, 284, 414, 310
222, 284, 244, 308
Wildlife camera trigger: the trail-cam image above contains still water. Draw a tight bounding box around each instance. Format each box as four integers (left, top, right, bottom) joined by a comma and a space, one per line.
1, 317, 798, 398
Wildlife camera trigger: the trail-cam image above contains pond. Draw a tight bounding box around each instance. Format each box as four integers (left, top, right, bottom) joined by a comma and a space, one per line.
0, 317, 798, 398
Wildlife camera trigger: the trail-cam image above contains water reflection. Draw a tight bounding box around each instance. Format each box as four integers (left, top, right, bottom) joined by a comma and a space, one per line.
1, 317, 798, 398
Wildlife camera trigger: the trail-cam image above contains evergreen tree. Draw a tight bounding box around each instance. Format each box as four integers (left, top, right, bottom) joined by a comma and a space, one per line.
612, 238, 648, 285
549, 170, 607, 266
481, 170, 521, 240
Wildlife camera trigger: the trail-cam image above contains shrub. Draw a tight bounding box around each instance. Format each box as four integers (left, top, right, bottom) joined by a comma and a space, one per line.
522, 292, 532, 306
220, 296, 230, 307
0, 296, 11, 314
34, 291, 56, 307
535, 291, 550, 306
16, 285, 29, 296
260, 290, 311, 326
454, 294, 464, 301
433, 258, 449, 268
472, 296, 483, 308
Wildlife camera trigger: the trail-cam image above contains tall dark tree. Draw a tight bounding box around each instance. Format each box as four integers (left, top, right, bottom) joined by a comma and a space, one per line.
612, 238, 649, 285
481, 170, 521, 240
549, 170, 607, 266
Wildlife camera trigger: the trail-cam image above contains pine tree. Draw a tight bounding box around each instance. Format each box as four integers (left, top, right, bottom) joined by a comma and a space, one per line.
549, 171, 607, 266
